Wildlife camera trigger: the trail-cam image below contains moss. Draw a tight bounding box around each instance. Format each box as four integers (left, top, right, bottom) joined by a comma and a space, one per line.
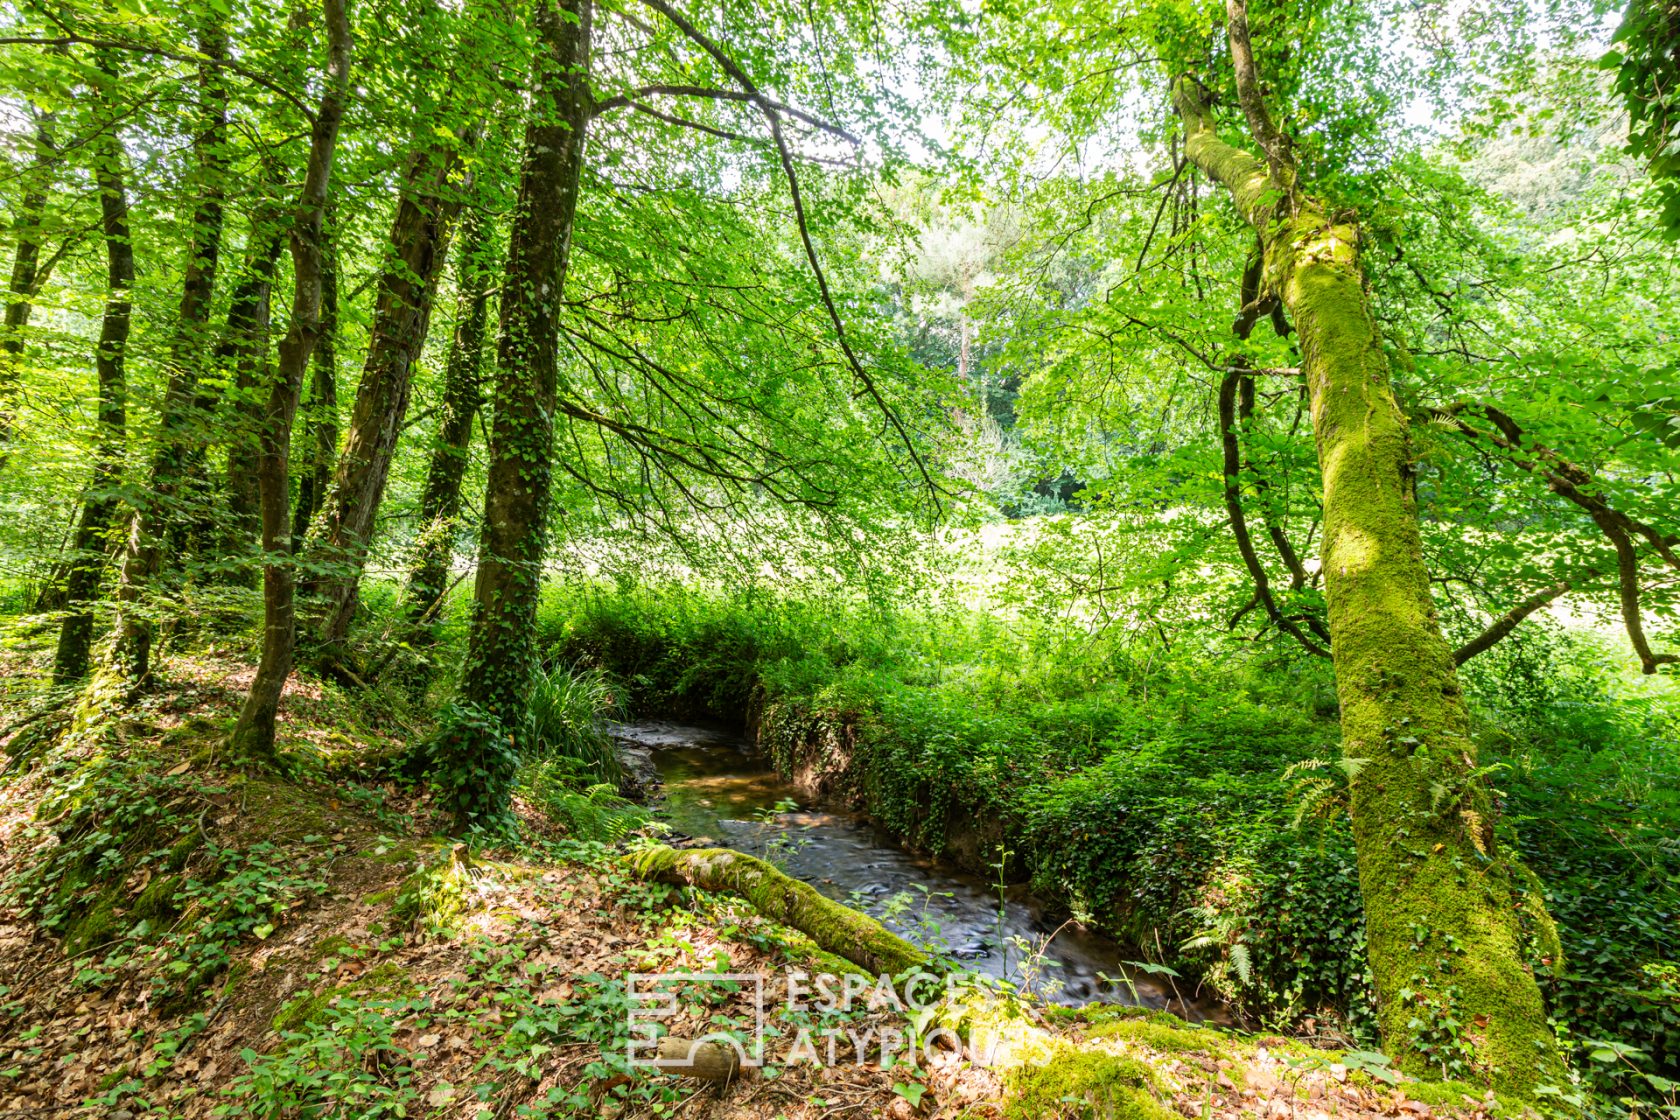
62, 885, 124, 956
131, 873, 183, 919
938, 989, 1062, 1069
1172, 74, 1562, 1097
1045, 1004, 1189, 1029
1086, 1018, 1225, 1056
272, 962, 419, 1033
360, 839, 423, 865
1403, 1078, 1514, 1115
1003, 1049, 1175, 1120
627, 845, 928, 975
391, 846, 474, 933
221, 960, 253, 1000
163, 834, 200, 871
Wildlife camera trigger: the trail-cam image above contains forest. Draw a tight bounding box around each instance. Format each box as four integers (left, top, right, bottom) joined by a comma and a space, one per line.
0, 0, 1675, 1116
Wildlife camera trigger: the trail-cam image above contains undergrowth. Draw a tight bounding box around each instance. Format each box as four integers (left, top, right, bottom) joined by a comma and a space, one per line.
539, 579, 1680, 1116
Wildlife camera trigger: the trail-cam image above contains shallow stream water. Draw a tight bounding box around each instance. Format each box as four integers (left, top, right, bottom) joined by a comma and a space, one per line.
613, 720, 1224, 1019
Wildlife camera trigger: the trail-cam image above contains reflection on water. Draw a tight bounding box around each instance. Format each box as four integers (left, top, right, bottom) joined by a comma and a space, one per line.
613, 721, 1225, 1019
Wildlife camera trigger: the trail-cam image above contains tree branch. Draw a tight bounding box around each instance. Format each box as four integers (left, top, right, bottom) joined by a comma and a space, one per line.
631, 0, 941, 512
1451, 582, 1571, 665
593, 83, 860, 144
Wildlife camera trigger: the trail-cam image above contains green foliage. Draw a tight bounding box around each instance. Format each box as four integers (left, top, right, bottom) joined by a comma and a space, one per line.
524, 660, 623, 786
519, 759, 650, 843
547, 581, 1680, 1112
420, 701, 521, 835
6, 747, 333, 1001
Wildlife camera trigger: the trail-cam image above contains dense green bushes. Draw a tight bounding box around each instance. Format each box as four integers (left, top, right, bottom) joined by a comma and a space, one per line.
535, 580, 1679, 1111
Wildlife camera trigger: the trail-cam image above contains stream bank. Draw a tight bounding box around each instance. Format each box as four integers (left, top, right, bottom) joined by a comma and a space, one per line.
614, 720, 1225, 1020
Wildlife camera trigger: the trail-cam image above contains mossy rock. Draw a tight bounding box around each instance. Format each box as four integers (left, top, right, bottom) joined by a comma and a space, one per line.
272, 962, 421, 1033
1003, 1049, 1175, 1120
1085, 1017, 1227, 1056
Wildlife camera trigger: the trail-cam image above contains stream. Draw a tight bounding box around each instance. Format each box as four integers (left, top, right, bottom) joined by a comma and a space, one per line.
613, 720, 1225, 1020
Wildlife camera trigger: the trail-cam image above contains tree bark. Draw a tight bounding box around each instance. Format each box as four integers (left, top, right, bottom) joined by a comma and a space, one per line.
0, 108, 59, 467
1174, 63, 1561, 1095
221, 247, 282, 565
53, 67, 133, 685
404, 204, 493, 634
110, 22, 231, 688
226, 0, 352, 764
301, 130, 472, 658
441, 0, 591, 829
291, 216, 339, 543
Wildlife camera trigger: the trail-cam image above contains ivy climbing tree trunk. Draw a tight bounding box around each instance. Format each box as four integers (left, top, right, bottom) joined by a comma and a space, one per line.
226, 0, 352, 764
301, 129, 472, 663
1172, 32, 1561, 1095
439, 0, 591, 829
52, 65, 133, 685
291, 214, 339, 544
405, 204, 493, 636
0, 107, 59, 468
111, 21, 231, 690
173, 209, 285, 570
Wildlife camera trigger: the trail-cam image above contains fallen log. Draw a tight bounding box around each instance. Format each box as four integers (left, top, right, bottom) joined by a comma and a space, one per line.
625, 845, 929, 976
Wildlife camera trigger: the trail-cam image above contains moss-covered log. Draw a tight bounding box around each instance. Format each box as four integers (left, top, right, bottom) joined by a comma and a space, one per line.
1173, 71, 1561, 1095
626, 845, 929, 976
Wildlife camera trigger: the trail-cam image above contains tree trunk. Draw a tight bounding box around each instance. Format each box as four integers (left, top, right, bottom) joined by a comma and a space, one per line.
221, 256, 281, 565
291, 216, 339, 543
52, 71, 133, 685
226, 0, 352, 764
404, 204, 494, 634
1174, 68, 1560, 1094
302, 132, 471, 659
111, 22, 231, 689
440, 0, 591, 829
0, 108, 59, 467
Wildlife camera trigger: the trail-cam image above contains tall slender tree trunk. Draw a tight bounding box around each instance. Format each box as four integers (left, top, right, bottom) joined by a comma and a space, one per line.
222, 257, 281, 564
302, 133, 472, 659
52, 71, 133, 685
226, 0, 352, 764
291, 215, 339, 543
442, 0, 591, 829
0, 109, 59, 467
405, 204, 494, 632
1173, 28, 1560, 1093
111, 23, 231, 688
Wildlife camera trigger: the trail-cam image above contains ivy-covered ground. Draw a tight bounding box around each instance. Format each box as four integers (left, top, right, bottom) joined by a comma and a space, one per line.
0, 642, 1531, 1119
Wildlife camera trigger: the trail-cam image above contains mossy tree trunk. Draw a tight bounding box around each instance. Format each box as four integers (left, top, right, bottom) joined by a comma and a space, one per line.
111, 22, 231, 690
1172, 35, 1560, 1096
438, 0, 591, 829
52, 62, 133, 686
215, 212, 286, 573
0, 106, 58, 467
302, 128, 471, 660
405, 204, 494, 636
226, 0, 352, 764
628, 846, 929, 976
291, 212, 340, 544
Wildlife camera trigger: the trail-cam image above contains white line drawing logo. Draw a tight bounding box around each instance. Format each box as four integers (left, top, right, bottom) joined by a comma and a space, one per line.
626, 972, 766, 1070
